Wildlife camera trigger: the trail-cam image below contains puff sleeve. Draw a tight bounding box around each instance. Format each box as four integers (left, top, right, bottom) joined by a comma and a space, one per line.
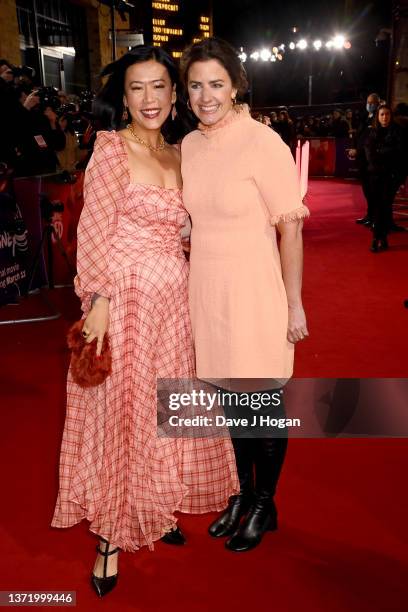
74, 131, 124, 313
252, 125, 310, 225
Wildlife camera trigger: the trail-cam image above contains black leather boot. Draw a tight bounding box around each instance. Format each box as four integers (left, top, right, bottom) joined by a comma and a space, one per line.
208, 437, 254, 537
225, 434, 288, 552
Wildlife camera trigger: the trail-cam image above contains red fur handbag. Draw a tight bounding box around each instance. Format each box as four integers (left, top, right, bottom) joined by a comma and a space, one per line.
67, 320, 112, 387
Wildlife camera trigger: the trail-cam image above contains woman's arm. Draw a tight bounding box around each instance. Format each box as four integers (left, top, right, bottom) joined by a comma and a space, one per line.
75, 131, 122, 354
277, 220, 309, 343
252, 125, 310, 344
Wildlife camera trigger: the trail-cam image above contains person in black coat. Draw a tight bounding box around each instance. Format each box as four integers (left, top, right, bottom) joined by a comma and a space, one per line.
353, 93, 380, 225
364, 105, 405, 252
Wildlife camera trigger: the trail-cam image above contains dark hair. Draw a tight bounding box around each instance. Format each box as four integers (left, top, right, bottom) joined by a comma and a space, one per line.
373, 104, 393, 129
180, 37, 248, 97
93, 45, 185, 142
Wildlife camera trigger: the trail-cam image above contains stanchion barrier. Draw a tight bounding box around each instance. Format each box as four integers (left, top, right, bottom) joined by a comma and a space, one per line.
297, 137, 359, 178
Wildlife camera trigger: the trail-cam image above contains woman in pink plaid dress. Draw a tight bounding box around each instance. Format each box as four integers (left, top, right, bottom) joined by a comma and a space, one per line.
51, 46, 238, 598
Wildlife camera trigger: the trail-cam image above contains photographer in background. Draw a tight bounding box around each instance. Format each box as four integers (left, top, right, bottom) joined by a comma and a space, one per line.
13, 87, 66, 176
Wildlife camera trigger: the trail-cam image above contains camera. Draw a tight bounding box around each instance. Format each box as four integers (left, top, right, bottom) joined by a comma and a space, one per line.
35, 86, 61, 112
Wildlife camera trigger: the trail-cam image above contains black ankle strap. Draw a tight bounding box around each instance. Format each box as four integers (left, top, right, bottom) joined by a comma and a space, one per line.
96, 543, 119, 579
96, 545, 120, 556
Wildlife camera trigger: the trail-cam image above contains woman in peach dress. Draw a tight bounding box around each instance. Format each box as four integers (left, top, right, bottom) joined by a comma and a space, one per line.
51, 46, 238, 597
180, 38, 310, 552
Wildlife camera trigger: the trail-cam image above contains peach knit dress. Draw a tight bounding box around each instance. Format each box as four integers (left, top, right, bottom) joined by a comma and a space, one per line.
181, 106, 309, 382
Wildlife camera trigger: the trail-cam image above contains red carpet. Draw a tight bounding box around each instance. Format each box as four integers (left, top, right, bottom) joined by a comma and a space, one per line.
0, 179, 407, 611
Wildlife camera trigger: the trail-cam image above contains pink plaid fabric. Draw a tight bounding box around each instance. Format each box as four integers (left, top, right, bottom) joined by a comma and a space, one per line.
51, 131, 239, 552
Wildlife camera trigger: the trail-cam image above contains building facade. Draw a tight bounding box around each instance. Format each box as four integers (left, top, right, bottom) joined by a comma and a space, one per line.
0, 0, 213, 93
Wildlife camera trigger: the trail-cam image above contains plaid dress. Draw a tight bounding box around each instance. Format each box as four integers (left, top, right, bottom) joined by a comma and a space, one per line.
51, 131, 239, 552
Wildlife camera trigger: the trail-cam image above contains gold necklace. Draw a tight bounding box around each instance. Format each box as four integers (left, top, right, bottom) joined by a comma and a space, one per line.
126, 123, 166, 152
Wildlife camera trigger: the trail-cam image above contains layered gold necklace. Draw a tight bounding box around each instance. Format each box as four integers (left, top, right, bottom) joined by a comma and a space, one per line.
127, 123, 166, 152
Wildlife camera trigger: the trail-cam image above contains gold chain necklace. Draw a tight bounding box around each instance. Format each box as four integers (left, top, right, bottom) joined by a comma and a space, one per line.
126, 123, 166, 152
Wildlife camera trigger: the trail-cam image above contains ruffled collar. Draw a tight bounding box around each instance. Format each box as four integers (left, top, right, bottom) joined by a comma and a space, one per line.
197, 104, 251, 136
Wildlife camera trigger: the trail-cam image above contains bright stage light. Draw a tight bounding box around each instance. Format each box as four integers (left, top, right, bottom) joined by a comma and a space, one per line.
239, 51, 247, 62
279, 44, 285, 50
289, 42, 295, 50
333, 35, 345, 49
271, 55, 276, 62
313, 40, 322, 50
250, 51, 260, 60
297, 39, 308, 50
326, 40, 334, 49
272, 46, 278, 54
260, 48, 271, 61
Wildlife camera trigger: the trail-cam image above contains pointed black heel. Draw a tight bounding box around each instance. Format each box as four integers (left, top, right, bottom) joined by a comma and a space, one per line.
161, 525, 186, 545
91, 537, 119, 598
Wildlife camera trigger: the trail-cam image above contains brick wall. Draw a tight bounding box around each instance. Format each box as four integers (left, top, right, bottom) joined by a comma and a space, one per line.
0, 0, 21, 64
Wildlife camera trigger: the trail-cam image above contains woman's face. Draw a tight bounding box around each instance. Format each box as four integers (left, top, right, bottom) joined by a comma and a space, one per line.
59, 116, 67, 130
378, 108, 391, 128
123, 59, 176, 132
187, 59, 237, 127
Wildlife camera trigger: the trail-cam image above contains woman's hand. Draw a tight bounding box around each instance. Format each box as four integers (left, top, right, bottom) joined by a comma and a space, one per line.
287, 304, 309, 344
82, 296, 109, 356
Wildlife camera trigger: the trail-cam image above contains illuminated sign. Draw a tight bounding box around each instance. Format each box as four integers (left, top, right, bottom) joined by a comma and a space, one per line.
152, 2, 179, 11
153, 26, 182, 35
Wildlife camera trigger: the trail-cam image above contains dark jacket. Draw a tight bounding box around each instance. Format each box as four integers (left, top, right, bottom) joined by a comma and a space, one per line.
364, 123, 405, 185
13, 106, 66, 176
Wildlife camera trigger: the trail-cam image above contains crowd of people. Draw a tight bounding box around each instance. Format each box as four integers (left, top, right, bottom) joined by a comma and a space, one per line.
1, 56, 406, 255
255, 97, 408, 251
0, 58, 96, 178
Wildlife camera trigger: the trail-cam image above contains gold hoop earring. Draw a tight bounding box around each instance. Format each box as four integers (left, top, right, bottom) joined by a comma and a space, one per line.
122, 106, 129, 121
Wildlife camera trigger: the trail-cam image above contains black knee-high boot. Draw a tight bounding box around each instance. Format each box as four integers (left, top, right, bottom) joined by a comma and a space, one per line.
208, 437, 254, 537
225, 393, 288, 552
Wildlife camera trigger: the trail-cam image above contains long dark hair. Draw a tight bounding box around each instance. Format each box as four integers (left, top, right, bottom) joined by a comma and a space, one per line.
93, 45, 188, 143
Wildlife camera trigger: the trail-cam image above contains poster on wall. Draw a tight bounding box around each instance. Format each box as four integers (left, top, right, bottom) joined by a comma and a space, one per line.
0, 193, 29, 306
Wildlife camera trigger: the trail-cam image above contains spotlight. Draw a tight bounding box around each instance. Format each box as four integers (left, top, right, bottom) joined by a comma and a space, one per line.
297, 39, 308, 50
250, 51, 260, 61
333, 35, 345, 49
289, 42, 296, 50
239, 51, 247, 62
272, 47, 278, 54
260, 49, 271, 61
326, 40, 334, 49
313, 40, 322, 50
